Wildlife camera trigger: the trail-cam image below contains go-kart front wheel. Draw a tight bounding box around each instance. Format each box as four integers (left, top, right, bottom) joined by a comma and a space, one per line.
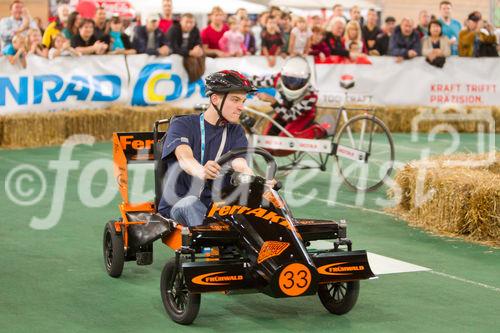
160, 258, 200, 325
317, 281, 360, 315
103, 221, 125, 278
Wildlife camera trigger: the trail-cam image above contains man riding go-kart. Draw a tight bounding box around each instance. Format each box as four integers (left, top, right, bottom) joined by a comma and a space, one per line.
158, 70, 262, 226
249, 56, 328, 145
103, 69, 376, 326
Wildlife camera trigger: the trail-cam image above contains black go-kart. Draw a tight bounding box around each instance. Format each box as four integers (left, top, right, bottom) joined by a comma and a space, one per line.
103, 116, 376, 325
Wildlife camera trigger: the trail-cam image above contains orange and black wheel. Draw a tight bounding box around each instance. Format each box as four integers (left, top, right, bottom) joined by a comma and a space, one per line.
317, 280, 360, 315
160, 258, 200, 325
103, 221, 124, 278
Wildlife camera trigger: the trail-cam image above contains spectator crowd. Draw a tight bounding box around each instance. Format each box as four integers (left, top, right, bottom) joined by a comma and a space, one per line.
1, 0, 498, 73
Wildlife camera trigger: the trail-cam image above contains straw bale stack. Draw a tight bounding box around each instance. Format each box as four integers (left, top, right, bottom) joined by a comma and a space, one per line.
389, 152, 500, 246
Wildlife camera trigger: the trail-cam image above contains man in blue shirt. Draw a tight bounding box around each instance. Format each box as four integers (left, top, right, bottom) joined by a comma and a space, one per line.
158, 70, 256, 226
438, 0, 461, 55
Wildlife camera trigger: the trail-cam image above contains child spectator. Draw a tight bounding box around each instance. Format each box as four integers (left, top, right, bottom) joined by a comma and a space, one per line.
288, 16, 312, 56
201, 6, 229, 57
104, 16, 136, 55
2, 32, 27, 67
240, 17, 256, 55
71, 19, 108, 55
422, 20, 450, 67
252, 11, 269, 54
235, 8, 248, 20
309, 26, 330, 61
42, 3, 70, 48
218, 16, 245, 56
48, 33, 80, 59
261, 15, 283, 67
280, 12, 293, 53
27, 28, 48, 58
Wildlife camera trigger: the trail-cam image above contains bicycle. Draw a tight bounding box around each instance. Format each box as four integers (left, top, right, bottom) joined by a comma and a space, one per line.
241, 76, 395, 192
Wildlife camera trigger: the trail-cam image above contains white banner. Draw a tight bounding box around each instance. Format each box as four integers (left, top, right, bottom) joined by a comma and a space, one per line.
1, 55, 499, 114
316, 57, 500, 107
0, 55, 129, 114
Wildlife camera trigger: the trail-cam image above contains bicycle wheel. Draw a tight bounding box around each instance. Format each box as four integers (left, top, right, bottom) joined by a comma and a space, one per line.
335, 114, 394, 192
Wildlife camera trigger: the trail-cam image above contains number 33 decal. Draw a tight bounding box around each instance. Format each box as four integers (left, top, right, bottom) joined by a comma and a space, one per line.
278, 263, 312, 296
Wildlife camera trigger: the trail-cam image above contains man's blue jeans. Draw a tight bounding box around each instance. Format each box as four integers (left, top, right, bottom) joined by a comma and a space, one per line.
170, 196, 207, 227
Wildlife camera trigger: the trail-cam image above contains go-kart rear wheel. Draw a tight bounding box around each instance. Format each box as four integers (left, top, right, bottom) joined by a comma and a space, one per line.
103, 221, 125, 278
160, 258, 200, 325
317, 281, 360, 315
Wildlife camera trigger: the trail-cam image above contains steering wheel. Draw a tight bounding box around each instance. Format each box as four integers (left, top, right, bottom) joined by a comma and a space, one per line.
215, 147, 278, 182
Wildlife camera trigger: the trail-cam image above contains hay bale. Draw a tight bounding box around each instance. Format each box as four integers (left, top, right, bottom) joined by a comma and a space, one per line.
389, 152, 500, 246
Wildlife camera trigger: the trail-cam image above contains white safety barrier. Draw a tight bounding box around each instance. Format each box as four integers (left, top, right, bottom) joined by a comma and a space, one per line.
0, 54, 498, 114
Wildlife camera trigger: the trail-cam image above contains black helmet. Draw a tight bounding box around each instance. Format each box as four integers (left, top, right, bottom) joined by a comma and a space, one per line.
205, 70, 257, 96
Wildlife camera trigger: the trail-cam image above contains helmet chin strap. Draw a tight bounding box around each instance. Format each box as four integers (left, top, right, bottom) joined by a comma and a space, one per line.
211, 92, 229, 126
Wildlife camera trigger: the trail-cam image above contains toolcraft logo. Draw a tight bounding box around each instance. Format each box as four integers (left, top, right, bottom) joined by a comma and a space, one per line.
207, 202, 290, 229
317, 262, 365, 276
258, 241, 290, 263
191, 272, 244, 286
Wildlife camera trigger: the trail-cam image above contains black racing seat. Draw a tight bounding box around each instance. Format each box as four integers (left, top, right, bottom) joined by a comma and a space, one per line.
126, 212, 177, 247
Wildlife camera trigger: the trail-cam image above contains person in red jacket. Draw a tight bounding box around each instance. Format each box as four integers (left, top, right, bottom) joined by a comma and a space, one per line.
250, 56, 327, 144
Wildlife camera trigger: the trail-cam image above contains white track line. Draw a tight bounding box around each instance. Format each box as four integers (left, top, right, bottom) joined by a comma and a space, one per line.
428, 271, 500, 293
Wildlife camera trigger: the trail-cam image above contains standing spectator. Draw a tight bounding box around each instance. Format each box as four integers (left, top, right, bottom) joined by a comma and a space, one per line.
71, 19, 108, 55
309, 26, 330, 61
326, 4, 347, 28
362, 8, 381, 54
416, 10, 430, 38
280, 12, 293, 54
477, 20, 498, 57
240, 17, 256, 55
325, 17, 350, 58
167, 13, 202, 57
132, 14, 170, 56
218, 16, 245, 56
269, 6, 282, 20
201, 6, 229, 57
422, 20, 450, 67
104, 16, 136, 55
159, 0, 173, 34
288, 16, 312, 56
49, 33, 80, 59
261, 15, 283, 67
0, 1, 38, 47
349, 6, 364, 27
42, 3, 70, 48
235, 8, 248, 20
458, 12, 481, 57
374, 16, 396, 55
252, 11, 269, 55
438, 1, 461, 55
63, 11, 81, 40
389, 17, 421, 61
27, 28, 48, 58
2, 32, 27, 67
166, 13, 205, 82
93, 6, 108, 40
344, 20, 366, 53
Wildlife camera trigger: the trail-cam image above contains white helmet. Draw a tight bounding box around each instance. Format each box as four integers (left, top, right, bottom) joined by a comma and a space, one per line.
279, 56, 311, 101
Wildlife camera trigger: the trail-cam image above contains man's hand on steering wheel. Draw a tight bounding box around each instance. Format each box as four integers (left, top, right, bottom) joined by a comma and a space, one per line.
202, 160, 222, 180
